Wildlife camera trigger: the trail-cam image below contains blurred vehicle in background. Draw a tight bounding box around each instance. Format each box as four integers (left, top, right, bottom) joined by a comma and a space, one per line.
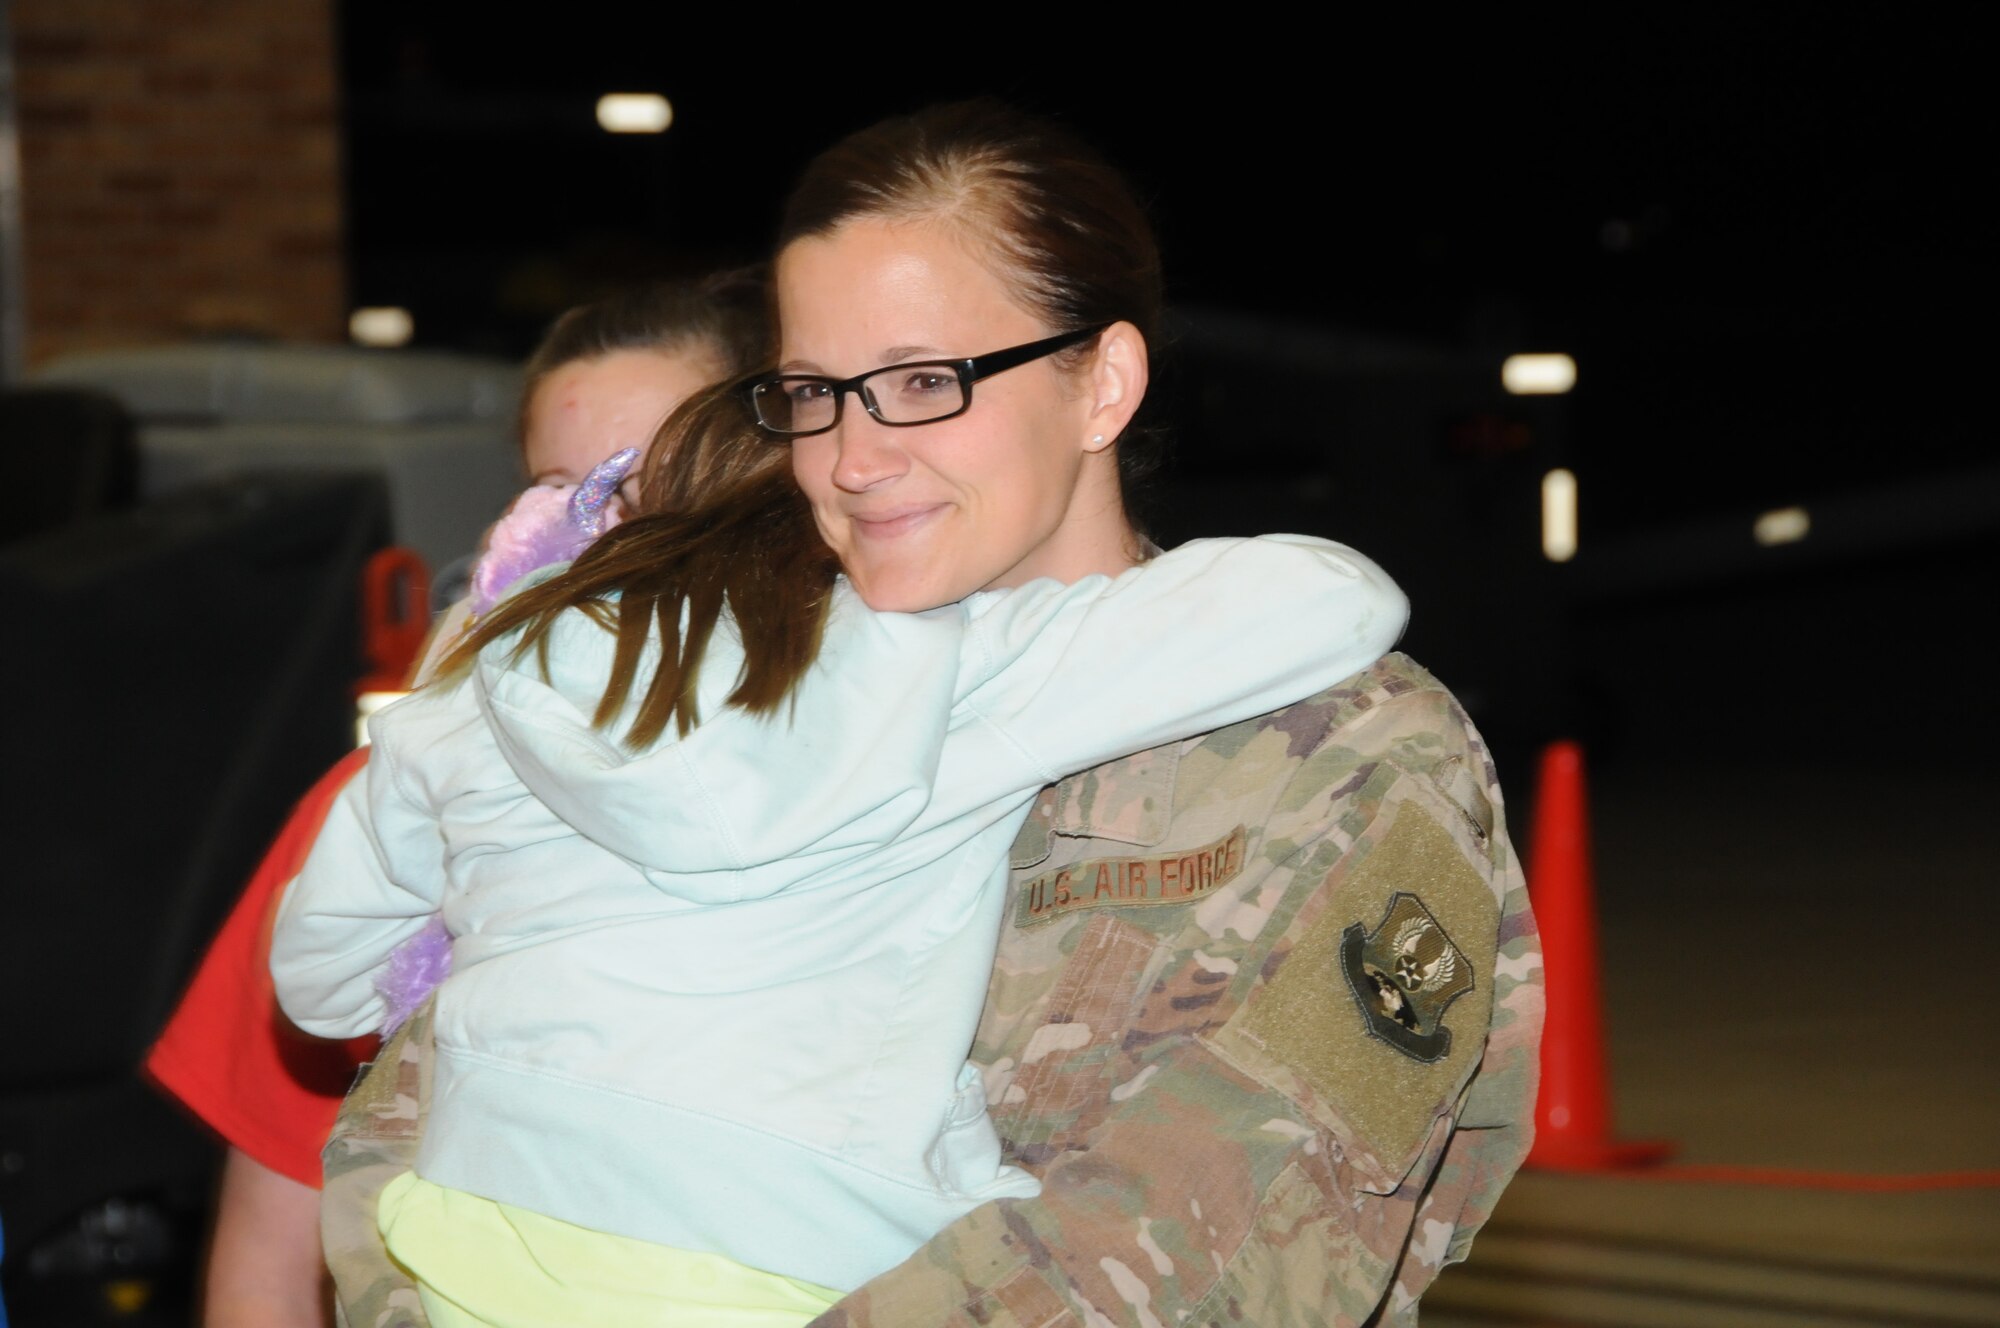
0, 343, 515, 1324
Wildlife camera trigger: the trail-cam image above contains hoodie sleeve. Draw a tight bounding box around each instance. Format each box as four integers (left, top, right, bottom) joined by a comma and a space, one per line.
269, 687, 472, 1039
957, 535, 1407, 784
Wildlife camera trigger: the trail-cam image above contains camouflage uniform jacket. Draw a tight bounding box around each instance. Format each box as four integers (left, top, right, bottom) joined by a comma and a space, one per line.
322, 653, 1542, 1328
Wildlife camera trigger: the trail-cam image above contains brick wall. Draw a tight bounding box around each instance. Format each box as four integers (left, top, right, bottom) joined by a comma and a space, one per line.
9, 0, 345, 366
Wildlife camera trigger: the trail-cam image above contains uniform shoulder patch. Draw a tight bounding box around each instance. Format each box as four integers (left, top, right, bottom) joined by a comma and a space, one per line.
1205, 798, 1500, 1189
1340, 893, 1473, 1063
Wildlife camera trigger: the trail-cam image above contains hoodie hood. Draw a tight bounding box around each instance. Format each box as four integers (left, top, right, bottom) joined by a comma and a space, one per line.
470, 590, 962, 893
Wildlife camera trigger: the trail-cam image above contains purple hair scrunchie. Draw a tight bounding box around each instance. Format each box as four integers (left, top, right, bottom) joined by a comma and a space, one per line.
468, 447, 640, 617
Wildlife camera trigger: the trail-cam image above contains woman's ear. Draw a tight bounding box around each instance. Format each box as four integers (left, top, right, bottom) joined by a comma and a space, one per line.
1083, 321, 1149, 453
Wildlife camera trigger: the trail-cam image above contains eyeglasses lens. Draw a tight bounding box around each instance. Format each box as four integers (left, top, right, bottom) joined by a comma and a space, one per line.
753, 366, 968, 435
864, 365, 966, 424
752, 380, 831, 434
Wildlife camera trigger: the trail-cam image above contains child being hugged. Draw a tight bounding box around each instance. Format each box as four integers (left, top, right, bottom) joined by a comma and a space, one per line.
271, 386, 1408, 1328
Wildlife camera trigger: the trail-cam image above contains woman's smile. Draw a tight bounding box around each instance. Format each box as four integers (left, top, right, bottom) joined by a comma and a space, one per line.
845, 502, 949, 541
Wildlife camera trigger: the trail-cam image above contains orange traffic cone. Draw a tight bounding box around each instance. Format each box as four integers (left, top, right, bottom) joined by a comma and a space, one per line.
1525, 739, 1672, 1171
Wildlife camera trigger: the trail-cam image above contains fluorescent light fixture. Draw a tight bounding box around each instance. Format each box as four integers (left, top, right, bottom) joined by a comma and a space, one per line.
355, 690, 408, 747
1753, 506, 1810, 547
597, 94, 673, 133
349, 307, 413, 348
1542, 468, 1578, 562
1503, 353, 1578, 396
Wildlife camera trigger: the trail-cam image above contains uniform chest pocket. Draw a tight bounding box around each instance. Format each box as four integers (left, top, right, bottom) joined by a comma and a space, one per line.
991, 914, 1163, 1169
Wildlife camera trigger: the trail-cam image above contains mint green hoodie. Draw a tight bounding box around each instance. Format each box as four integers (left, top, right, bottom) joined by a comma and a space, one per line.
272, 534, 1406, 1290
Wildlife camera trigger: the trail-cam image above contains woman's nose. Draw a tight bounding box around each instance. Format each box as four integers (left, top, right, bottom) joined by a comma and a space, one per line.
827, 413, 910, 493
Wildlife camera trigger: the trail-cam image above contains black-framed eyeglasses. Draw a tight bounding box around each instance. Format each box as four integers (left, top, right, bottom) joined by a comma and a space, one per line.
741, 324, 1110, 440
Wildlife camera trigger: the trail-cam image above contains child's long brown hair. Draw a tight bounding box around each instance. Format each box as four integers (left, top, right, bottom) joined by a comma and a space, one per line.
437, 383, 838, 748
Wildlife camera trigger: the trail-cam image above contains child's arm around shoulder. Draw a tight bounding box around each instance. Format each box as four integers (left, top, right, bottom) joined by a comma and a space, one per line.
960, 534, 1408, 781
268, 683, 476, 1039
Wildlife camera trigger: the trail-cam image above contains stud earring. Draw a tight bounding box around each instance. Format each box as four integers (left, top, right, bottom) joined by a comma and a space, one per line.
1090, 434, 1105, 445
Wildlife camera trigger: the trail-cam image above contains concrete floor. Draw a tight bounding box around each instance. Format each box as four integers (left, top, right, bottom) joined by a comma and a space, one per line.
1426, 756, 2000, 1326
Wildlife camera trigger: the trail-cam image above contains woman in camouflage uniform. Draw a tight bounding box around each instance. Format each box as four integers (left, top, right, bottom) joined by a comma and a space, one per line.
322, 100, 1542, 1328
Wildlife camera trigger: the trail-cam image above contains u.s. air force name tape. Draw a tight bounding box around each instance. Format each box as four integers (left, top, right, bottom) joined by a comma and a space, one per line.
1015, 825, 1248, 927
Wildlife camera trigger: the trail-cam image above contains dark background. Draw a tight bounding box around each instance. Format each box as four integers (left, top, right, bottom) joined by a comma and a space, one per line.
340, 8, 1985, 536
337, 9, 1996, 785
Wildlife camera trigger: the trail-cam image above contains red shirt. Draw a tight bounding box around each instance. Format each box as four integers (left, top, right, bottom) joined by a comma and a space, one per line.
145, 748, 376, 1189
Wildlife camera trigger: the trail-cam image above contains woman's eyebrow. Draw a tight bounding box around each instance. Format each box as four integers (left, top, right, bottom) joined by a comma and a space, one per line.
777, 346, 948, 375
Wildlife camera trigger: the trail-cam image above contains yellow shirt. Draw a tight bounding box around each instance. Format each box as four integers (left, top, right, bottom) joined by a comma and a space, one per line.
378, 1172, 842, 1328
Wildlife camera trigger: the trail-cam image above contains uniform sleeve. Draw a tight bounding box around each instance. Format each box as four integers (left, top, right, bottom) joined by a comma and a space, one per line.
269, 694, 466, 1039
814, 683, 1540, 1328
962, 536, 1407, 783
1378, 854, 1541, 1322
807, 1065, 1329, 1328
